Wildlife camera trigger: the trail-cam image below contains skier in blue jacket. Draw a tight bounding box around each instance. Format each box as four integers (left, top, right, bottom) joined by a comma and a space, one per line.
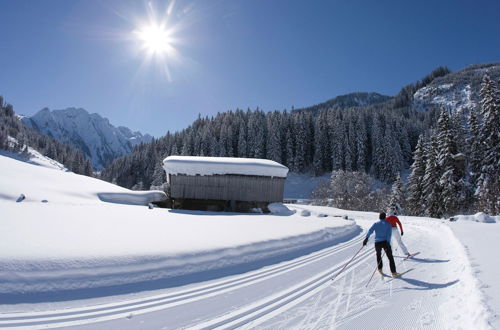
363, 212, 399, 277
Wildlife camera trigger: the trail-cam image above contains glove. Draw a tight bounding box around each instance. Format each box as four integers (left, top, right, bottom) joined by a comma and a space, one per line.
401, 231, 404, 236
363, 238, 368, 246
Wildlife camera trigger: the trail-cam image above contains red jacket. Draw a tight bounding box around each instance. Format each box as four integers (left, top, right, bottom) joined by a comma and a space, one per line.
385, 215, 403, 233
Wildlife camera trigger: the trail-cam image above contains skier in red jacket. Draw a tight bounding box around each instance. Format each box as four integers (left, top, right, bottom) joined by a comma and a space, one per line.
385, 212, 411, 257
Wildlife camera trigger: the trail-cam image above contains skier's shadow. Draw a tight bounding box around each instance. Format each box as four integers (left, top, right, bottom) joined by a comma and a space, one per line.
398, 277, 459, 290
395, 256, 449, 263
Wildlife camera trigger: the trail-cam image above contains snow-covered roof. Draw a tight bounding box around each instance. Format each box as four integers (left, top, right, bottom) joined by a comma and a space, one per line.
163, 156, 289, 178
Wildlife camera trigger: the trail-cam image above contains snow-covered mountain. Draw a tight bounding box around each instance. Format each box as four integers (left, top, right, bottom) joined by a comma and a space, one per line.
412, 62, 500, 113
21, 108, 153, 170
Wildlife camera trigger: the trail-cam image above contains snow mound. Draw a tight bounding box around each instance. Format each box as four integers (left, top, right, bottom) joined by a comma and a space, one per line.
300, 210, 311, 217
268, 203, 296, 215
163, 156, 289, 178
454, 212, 497, 223
98, 191, 167, 206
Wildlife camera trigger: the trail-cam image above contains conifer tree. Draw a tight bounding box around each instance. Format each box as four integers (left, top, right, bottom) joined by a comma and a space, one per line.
388, 173, 405, 215
406, 135, 427, 215
476, 75, 500, 214
436, 108, 464, 215
467, 108, 482, 188
422, 133, 443, 217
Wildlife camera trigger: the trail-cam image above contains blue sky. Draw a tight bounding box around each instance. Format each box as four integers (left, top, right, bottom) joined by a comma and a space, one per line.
1, 0, 499, 136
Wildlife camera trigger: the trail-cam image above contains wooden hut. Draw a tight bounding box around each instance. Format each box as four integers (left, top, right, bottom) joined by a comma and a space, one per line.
163, 156, 289, 212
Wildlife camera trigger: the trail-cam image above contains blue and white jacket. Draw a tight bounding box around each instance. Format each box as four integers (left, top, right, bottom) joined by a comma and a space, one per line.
366, 219, 392, 243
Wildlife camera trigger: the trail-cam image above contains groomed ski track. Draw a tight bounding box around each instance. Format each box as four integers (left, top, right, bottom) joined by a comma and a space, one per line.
0, 207, 491, 330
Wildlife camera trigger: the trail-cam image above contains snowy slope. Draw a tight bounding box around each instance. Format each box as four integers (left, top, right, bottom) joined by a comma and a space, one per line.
21, 108, 153, 170
412, 62, 500, 113
0, 142, 67, 171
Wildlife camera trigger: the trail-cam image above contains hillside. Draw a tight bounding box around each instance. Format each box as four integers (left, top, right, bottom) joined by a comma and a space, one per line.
412, 62, 500, 113
21, 107, 153, 170
0, 98, 93, 175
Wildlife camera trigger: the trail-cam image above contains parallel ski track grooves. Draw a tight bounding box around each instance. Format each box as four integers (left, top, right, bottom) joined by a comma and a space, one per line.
188, 245, 374, 330
0, 231, 366, 328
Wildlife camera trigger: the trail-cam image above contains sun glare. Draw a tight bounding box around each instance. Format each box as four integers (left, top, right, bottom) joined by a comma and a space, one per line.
129, 1, 186, 81
135, 23, 173, 55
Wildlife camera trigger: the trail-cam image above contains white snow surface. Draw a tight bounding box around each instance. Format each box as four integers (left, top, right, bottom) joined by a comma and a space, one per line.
0, 153, 498, 330
0, 154, 353, 297
449, 219, 500, 328
454, 212, 498, 223
1, 140, 67, 171
163, 155, 289, 178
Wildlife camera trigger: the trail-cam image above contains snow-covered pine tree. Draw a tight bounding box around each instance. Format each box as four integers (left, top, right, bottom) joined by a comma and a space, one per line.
285, 126, 295, 171
406, 135, 427, 215
371, 116, 385, 180
476, 75, 500, 215
330, 113, 345, 171
150, 161, 166, 190
422, 133, 443, 217
383, 124, 404, 183
312, 118, 324, 175
355, 115, 368, 172
436, 108, 464, 216
344, 117, 355, 171
467, 108, 482, 188
237, 120, 247, 158
388, 173, 405, 215
266, 113, 282, 163
293, 113, 307, 172
312, 111, 329, 175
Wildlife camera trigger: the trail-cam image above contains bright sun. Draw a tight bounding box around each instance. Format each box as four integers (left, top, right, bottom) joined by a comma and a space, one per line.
134, 23, 173, 56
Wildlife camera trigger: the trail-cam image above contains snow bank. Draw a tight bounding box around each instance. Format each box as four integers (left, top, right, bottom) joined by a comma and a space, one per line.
0, 154, 160, 205
98, 191, 167, 205
448, 219, 500, 328
268, 203, 296, 215
453, 212, 497, 223
163, 156, 289, 178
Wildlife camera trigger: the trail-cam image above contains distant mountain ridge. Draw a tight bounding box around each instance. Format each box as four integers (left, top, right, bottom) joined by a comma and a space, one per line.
296, 92, 392, 112
21, 108, 153, 170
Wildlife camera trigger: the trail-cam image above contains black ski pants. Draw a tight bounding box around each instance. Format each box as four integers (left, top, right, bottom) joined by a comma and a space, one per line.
375, 241, 396, 273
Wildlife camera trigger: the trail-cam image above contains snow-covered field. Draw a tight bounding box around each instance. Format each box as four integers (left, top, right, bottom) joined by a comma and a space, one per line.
0, 153, 498, 329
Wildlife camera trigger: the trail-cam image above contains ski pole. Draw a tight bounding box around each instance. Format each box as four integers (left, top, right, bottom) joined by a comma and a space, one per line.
365, 249, 385, 287
330, 245, 364, 282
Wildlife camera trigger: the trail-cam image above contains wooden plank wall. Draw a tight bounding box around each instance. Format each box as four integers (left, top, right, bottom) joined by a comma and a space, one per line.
170, 174, 285, 202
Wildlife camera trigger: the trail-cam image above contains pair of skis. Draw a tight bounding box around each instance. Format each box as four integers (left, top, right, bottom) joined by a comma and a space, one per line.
365, 252, 419, 287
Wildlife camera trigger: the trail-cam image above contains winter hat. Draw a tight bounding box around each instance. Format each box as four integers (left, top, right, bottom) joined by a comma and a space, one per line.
387, 210, 395, 217
379, 212, 386, 219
